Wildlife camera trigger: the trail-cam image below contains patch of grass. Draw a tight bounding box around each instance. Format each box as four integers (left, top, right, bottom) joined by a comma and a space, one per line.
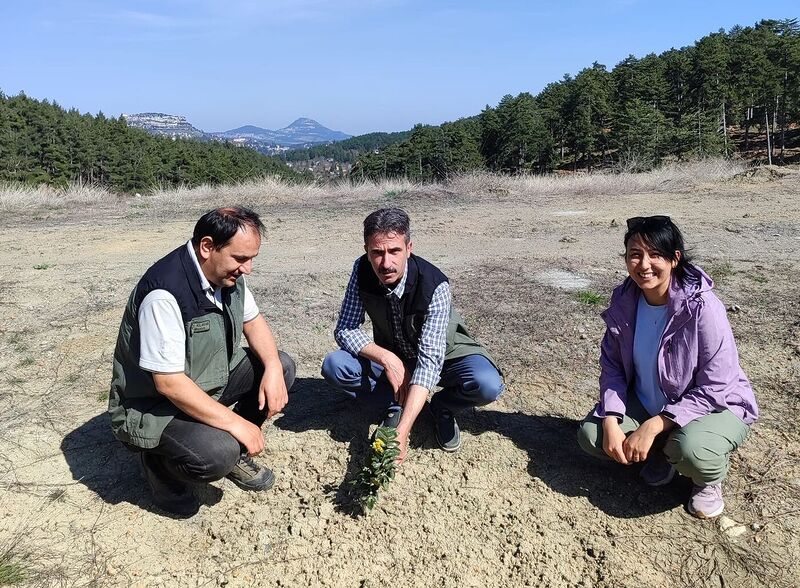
97, 388, 109, 402
708, 261, 735, 283
16, 357, 35, 368
8, 333, 27, 353
33, 263, 50, 270
576, 291, 607, 305
0, 557, 27, 585
383, 189, 407, 199
748, 274, 767, 284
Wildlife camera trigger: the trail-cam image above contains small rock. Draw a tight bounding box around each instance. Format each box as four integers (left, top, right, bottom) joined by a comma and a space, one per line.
105, 562, 118, 576
719, 516, 747, 538
727, 304, 741, 313
743, 213, 751, 218
719, 516, 737, 531
559, 236, 577, 243
580, 333, 587, 340
610, 219, 618, 227
750, 522, 763, 532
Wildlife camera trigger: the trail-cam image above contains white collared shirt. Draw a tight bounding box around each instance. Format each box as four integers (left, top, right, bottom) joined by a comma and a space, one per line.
137, 241, 259, 373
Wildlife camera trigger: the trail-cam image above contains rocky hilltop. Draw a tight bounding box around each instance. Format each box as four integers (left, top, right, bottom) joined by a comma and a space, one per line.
122, 113, 207, 140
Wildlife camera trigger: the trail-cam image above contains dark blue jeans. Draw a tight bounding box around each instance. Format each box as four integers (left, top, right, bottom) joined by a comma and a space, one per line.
139, 349, 296, 484
320, 349, 503, 414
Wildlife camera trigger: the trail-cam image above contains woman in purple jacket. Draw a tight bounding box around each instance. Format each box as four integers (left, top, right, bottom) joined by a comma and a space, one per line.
577, 215, 758, 518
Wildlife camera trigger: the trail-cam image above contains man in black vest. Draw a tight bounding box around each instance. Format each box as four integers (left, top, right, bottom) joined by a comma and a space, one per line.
109, 207, 296, 516
321, 207, 502, 462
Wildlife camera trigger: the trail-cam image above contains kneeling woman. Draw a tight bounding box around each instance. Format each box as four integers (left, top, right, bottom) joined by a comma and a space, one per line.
577, 216, 758, 518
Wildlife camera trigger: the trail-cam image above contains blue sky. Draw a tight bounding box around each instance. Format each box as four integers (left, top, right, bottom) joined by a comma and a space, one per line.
1, 1, 797, 135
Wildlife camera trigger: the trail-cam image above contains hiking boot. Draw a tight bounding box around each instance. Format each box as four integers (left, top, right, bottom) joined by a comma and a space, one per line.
226, 454, 275, 492
688, 483, 724, 519
139, 453, 198, 517
431, 405, 461, 452
379, 405, 403, 429
639, 451, 676, 486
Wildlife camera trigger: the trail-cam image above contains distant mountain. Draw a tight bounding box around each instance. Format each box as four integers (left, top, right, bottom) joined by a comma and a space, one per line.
122, 113, 352, 155
122, 113, 207, 140
213, 118, 352, 152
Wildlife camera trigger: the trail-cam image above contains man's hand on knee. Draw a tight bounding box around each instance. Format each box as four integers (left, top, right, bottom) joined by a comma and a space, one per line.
228, 417, 265, 456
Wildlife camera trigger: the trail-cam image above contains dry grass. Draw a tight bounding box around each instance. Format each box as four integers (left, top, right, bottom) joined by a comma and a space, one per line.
0, 182, 115, 213
0, 159, 751, 216
447, 158, 749, 199
143, 175, 420, 216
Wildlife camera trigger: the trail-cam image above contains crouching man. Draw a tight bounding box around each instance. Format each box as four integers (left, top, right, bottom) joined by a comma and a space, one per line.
321, 207, 503, 462
108, 206, 296, 516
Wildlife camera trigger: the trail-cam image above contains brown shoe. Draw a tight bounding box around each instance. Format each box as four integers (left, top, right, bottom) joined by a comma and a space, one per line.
226, 454, 275, 491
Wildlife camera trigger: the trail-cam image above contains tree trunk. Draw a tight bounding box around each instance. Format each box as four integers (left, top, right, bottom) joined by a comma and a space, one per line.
744, 105, 752, 153
721, 102, 728, 157
765, 107, 772, 166
773, 95, 778, 162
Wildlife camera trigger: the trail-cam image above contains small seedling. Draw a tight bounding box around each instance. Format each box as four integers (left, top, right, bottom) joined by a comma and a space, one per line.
350, 426, 400, 513
33, 263, 50, 270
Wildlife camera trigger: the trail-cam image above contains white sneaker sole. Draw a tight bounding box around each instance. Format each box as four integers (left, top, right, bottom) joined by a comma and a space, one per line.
688, 501, 724, 519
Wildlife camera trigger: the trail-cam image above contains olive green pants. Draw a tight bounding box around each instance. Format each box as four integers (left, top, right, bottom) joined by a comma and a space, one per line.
577, 393, 750, 485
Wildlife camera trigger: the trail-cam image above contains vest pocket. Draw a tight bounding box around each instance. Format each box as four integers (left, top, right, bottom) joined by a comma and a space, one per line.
187, 315, 228, 391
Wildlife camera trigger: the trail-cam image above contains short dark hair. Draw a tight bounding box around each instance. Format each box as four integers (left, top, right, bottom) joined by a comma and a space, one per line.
192, 206, 265, 250
624, 215, 692, 282
363, 207, 411, 243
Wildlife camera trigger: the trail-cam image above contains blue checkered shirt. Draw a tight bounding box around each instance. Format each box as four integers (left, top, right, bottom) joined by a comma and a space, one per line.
334, 258, 452, 392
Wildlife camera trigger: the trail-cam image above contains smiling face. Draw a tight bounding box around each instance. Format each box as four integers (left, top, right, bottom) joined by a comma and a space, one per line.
197, 225, 261, 288
625, 234, 679, 305
365, 231, 412, 287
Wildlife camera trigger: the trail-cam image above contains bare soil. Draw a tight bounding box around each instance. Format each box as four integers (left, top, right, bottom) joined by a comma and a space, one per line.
1, 171, 799, 587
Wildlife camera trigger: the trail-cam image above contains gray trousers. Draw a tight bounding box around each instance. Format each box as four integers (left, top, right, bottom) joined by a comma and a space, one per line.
577, 393, 750, 485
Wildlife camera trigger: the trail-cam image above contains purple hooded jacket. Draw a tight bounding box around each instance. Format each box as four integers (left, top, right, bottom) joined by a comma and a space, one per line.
593, 264, 758, 428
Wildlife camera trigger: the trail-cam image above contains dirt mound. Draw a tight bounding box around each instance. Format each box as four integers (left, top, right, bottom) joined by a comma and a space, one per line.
731, 164, 796, 183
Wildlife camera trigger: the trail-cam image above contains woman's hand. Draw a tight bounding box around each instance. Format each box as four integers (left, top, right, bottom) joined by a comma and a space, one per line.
623, 415, 676, 462
602, 417, 629, 465
623, 416, 672, 462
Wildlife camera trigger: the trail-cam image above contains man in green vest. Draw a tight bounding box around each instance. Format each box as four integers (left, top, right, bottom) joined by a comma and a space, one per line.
321, 207, 502, 462
109, 206, 295, 516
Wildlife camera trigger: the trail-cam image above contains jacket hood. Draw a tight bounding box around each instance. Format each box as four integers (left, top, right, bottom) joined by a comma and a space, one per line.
667, 263, 714, 316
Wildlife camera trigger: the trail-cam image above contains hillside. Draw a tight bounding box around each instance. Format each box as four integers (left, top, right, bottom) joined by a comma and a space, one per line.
0, 94, 303, 191
351, 18, 800, 180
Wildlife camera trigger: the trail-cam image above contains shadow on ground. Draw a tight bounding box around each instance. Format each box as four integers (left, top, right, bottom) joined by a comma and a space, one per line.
61, 414, 222, 518
274, 377, 393, 517
278, 377, 689, 519
459, 408, 690, 518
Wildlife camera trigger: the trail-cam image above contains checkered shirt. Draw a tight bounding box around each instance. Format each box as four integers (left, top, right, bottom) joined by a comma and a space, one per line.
334, 258, 452, 391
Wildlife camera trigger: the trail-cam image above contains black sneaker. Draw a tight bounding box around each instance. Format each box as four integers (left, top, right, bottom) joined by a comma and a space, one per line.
431, 406, 462, 452
379, 405, 403, 429
226, 454, 275, 491
139, 453, 199, 517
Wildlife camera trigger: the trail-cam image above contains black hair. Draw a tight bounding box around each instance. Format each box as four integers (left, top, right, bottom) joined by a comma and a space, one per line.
191, 206, 265, 250
363, 207, 411, 243
623, 216, 692, 282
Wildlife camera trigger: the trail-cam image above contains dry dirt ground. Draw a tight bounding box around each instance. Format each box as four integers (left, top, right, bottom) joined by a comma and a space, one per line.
0, 169, 799, 587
